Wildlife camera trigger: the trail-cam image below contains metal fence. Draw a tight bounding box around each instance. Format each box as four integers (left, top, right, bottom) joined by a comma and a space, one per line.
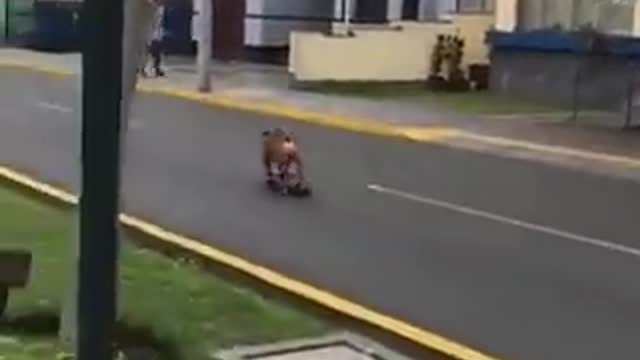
569, 58, 640, 129
519, 0, 635, 35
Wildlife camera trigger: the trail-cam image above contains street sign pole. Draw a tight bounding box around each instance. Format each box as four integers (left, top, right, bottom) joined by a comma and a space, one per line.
196, 0, 212, 92
76, 0, 124, 357
3, 0, 10, 42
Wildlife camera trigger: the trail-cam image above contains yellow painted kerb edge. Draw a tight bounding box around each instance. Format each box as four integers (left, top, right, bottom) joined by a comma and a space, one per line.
0, 163, 502, 360
3, 61, 640, 170
0, 61, 457, 143
0, 62, 502, 359
0, 61, 74, 77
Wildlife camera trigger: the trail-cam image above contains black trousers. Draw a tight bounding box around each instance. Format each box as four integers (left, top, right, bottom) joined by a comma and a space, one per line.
148, 39, 164, 74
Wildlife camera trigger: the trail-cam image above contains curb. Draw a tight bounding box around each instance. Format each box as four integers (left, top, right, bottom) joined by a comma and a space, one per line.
4, 60, 640, 167
0, 60, 505, 360
0, 163, 502, 360
0, 61, 457, 144
454, 131, 640, 168
3, 60, 638, 173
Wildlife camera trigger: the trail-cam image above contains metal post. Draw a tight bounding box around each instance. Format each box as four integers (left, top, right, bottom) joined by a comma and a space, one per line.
571, 63, 580, 123
344, 0, 351, 31
624, 63, 634, 129
59, 0, 155, 352
4, 0, 10, 42
196, 0, 212, 92
76, 0, 124, 357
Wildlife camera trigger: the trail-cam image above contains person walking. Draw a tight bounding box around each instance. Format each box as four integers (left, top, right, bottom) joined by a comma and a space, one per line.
141, 0, 166, 77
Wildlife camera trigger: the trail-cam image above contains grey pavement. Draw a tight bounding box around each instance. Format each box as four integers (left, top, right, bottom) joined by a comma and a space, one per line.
2, 68, 640, 360
2, 48, 640, 164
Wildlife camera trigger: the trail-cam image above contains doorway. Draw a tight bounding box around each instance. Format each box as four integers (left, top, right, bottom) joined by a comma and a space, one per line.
212, 0, 245, 61
355, 0, 388, 23
402, 0, 420, 20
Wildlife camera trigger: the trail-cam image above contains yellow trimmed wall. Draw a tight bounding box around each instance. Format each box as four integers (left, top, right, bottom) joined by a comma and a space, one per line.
289, 14, 494, 82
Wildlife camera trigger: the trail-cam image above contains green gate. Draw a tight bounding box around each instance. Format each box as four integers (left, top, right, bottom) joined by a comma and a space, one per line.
1, 0, 35, 44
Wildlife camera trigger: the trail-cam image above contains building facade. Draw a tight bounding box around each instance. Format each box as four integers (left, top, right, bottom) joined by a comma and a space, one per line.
489, 0, 640, 113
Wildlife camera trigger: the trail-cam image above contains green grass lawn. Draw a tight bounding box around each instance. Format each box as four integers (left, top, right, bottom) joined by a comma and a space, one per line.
0, 186, 328, 359
0, 335, 62, 360
306, 82, 565, 115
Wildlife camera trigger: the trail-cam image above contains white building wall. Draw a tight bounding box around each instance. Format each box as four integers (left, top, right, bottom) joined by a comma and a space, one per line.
245, 0, 265, 46
193, 0, 333, 47
435, 0, 456, 20
253, 0, 333, 47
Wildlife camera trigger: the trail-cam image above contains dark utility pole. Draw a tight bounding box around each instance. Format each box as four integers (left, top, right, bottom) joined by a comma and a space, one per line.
76, 0, 124, 357
4, 0, 9, 42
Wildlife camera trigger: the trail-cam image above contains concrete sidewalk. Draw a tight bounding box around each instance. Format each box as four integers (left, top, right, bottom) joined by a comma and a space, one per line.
1, 48, 640, 182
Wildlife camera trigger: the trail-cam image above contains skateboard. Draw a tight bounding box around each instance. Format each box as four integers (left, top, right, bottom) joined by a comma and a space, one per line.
265, 177, 312, 197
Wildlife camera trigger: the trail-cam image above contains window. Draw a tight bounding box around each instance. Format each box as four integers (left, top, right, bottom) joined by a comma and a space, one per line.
455, 0, 494, 13
518, 0, 634, 35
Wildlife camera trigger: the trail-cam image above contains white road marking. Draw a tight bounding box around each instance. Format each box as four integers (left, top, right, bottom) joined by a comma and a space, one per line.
35, 101, 144, 130
36, 101, 73, 113
367, 183, 640, 259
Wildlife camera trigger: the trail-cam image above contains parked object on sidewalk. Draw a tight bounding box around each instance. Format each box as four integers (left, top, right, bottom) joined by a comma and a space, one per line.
0, 249, 32, 317
427, 34, 470, 91
468, 63, 489, 90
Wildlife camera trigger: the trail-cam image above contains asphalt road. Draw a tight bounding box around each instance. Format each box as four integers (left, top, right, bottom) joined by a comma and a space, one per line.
2, 68, 640, 360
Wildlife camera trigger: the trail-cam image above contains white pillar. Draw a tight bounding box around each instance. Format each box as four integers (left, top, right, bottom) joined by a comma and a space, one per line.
387, 0, 403, 22
495, 0, 518, 32
345, 0, 352, 29
196, 0, 212, 92
334, 0, 355, 34
634, 0, 640, 37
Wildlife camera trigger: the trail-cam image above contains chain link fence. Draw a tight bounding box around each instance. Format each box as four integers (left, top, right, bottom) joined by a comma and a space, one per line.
518, 0, 635, 35
568, 55, 640, 129
514, 0, 640, 129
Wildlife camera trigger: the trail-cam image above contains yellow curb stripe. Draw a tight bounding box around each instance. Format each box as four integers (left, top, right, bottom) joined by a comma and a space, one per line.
3, 61, 640, 171
137, 85, 456, 142
0, 61, 502, 359
0, 163, 502, 360
0, 62, 455, 143
399, 127, 462, 142
454, 131, 640, 168
0, 61, 74, 78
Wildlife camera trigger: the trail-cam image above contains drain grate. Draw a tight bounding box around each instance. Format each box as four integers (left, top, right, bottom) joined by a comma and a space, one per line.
214, 332, 412, 360
247, 341, 382, 360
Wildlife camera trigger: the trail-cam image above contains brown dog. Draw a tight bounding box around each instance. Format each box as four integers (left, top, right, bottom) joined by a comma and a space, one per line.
261, 128, 305, 184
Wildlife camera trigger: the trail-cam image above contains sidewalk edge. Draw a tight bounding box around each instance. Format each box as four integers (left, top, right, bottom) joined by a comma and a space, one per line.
4, 61, 639, 170
0, 61, 457, 143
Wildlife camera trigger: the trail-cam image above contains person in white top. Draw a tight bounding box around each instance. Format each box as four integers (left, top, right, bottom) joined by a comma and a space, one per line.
141, 0, 166, 77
